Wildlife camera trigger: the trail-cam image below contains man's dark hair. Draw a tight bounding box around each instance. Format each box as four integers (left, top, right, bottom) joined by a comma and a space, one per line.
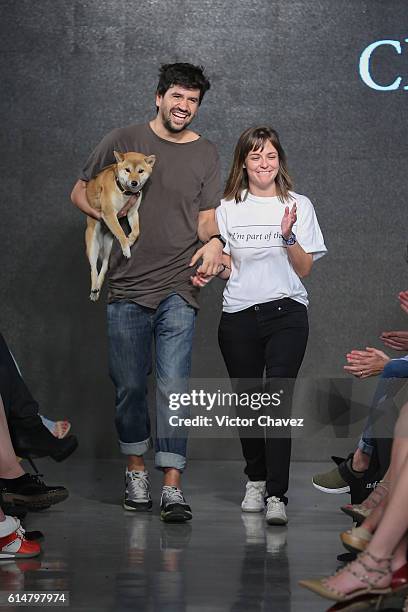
156, 63, 210, 105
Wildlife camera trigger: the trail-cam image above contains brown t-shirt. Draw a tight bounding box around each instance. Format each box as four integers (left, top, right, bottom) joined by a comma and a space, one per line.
80, 123, 221, 309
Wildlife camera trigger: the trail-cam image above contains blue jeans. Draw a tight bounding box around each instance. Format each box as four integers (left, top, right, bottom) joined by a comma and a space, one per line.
358, 358, 408, 455
107, 294, 196, 471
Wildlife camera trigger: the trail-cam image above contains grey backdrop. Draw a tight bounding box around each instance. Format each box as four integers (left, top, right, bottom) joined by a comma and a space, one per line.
1, 0, 407, 460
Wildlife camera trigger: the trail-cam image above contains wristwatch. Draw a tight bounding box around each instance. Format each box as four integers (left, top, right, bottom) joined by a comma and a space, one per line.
208, 234, 226, 248
282, 232, 297, 246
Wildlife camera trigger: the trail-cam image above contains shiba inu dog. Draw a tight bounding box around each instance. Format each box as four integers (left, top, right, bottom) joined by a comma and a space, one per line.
85, 151, 155, 301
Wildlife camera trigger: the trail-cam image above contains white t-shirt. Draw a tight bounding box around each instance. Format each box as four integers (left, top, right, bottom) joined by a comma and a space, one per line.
216, 191, 327, 313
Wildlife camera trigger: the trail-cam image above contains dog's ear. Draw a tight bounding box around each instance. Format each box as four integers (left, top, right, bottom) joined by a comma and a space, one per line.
145, 155, 156, 168
113, 150, 125, 163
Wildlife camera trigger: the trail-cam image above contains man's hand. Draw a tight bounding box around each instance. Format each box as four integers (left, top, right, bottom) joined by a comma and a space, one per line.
344, 347, 390, 378
117, 194, 138, 218
189, 239, 223, 276
381, 330, 408, 351
399, 290, 408, 316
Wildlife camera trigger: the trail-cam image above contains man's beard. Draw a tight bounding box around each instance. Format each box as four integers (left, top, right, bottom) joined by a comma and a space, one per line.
162, 111, 192, 133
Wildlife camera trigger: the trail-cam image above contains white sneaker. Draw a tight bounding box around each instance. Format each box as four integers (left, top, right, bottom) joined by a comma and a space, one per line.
241, 480, 266, 512
265, 496, 288, 525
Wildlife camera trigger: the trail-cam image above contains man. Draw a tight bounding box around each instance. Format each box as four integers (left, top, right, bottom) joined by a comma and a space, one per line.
71, 63, 223, 522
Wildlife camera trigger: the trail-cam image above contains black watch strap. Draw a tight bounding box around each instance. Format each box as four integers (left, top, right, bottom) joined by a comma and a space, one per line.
208, 234, 226, 248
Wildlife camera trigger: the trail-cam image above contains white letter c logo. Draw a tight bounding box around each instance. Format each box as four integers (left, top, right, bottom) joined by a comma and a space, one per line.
359, 40, 402, 91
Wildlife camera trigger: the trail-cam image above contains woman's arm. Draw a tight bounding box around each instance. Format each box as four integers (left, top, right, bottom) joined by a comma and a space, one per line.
286, 243, 313, 278
281, 203, 313, 278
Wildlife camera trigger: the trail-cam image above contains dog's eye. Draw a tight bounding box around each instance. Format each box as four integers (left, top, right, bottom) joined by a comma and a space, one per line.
125, 167, 131, 173
138, 169, 144, 174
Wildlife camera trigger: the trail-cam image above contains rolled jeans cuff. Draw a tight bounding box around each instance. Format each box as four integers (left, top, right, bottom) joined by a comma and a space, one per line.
155, 451, 186, 472
358, 437, 374, 456
119, 436, 152, 456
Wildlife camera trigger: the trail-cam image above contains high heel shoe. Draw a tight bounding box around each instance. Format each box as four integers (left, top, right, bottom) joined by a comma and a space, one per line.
299, 550, 392, 601
326, 568, 408, 611
341, 481, 389, 522
340, 526, 372, 554
11, 423, 78, 463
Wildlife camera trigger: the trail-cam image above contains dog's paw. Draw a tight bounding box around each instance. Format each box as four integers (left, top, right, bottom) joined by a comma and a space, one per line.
122, 244, 131, 259
128, 234, 139, 247
90, 289, 100, 302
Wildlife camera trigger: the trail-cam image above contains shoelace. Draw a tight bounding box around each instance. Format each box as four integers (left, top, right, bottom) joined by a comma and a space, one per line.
16, 527, 26, 540
127, 472, 150, 501
162, 487, 185, 505
267, 496, 281, 510
245, 483, 264, 501
26, 474, 46, 487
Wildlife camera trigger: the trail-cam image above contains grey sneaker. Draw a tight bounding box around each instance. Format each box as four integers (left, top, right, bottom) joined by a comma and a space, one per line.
312, 466, 350, 494
160, 486, 192, 523
123, 470, 152, 511
265, 496, 288, 525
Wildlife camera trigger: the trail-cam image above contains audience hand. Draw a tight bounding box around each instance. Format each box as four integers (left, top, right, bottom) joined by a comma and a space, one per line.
398, 290, 408, 315
344, 347, 390, 378
381, 330, 408, 351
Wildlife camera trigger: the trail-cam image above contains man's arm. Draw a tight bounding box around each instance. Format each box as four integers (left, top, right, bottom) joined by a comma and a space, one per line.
71, 179, 137, 221
189, 209, 223, 276
197, 208, 220, 242
71, 180, 101, 220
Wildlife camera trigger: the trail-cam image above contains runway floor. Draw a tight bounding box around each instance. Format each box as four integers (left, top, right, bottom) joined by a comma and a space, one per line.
0, 459, 379, 611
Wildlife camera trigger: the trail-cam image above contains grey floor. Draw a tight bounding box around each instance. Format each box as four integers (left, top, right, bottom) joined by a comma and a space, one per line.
0, 459, 365, 612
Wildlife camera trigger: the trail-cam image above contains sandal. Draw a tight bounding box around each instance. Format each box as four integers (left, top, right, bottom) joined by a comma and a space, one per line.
299, 550, 392, 601
341, 481, 389, 522
341, 526, 372, 554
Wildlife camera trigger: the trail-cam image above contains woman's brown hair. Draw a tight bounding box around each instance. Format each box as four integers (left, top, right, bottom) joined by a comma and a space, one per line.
223, 126, 293, 203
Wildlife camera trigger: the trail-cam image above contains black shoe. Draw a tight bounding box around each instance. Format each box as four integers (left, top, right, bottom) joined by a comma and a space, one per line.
11, 423, 78, 462
160, 486, 192, 523
0, 500, 28, 519
21, 530, 44, 542
0, 474, 69, 511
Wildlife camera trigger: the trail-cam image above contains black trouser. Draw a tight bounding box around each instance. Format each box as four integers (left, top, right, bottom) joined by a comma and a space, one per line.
0, 333, 42, 429
218, 298, 309, 503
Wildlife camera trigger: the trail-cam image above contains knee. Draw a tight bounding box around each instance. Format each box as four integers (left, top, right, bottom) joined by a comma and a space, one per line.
117, 381, 146, 405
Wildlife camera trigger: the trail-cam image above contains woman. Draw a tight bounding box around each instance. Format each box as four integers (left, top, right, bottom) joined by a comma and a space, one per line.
300, 403, 408, 605
193, 126, 326, 524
